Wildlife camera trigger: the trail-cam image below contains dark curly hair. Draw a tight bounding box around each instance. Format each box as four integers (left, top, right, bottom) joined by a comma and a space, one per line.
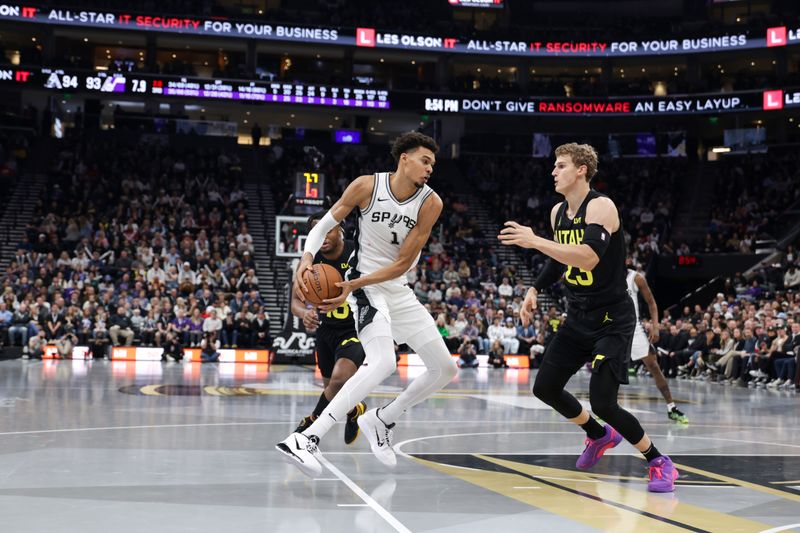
390, 131, 438, 163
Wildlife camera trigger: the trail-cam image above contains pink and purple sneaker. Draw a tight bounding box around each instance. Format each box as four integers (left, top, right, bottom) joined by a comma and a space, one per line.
647, 455, 678, 492
576, 424, 622, 470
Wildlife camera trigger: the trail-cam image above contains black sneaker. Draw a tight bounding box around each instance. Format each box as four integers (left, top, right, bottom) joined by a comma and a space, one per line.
344, 401, 367, 445
295, 415, 316, 434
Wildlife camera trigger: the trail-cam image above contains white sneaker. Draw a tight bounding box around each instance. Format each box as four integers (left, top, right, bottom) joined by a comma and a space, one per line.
357, 408, 397, 468
275, 432, 322, 477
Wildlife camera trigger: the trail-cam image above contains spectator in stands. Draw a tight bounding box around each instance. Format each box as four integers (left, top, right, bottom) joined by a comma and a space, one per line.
200, 331, 221, 362
784, 265, 800, 289
457, 337, 479, 368
765, 325, 792, 388
0, 302, 11, 348
161, 331, 183, 362
501, 317, 520, 354
203, 308, 222, 336
221, 311, 238, 348
43, 304, 64, 341
253, 310, 271, 349
235, 305, 253, 348
188, 308, 204, 346
461, 316, 483, 353
516, 320, 537, 356
109, 306, 134, 346
772, 323, 798, 388
487, 339, 507, 368
498, 277, 513, 299
9, 303, 32, 351
27, 329, 46, 360
170, 309, 191, 345
178, 262, 197, 294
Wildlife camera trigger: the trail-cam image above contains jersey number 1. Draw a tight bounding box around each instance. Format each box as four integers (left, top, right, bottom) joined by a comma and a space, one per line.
390, 231, 400, 245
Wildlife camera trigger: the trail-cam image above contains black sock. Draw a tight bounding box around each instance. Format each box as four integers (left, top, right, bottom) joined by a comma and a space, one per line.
642, 443, 662, 462
312, 392, 330, 418
581, 417, 606, 440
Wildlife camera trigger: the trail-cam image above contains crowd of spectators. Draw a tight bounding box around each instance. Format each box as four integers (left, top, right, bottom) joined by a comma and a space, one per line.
648, 254, 800, 390
0, 135, 272, 359
699, 153, 800, 253
2, 131, 798, 391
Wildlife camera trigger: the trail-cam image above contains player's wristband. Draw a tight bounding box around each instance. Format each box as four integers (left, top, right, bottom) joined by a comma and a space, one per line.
533, 259, 566, 291
582, 223, 611, 259
302, 211, 339, 257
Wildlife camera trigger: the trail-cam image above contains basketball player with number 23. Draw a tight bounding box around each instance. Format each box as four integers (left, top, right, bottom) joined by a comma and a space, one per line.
277, 132, 458, 477
498, 143, 678, 492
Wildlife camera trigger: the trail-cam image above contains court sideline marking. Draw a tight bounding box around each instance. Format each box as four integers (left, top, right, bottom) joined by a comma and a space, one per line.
317, 456, 411, 533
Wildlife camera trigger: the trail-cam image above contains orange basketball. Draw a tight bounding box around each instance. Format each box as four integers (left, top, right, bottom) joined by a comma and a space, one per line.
302, 263, 343, 306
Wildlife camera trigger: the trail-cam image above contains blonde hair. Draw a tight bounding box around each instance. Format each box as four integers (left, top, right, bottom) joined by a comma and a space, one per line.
554, 143, 598, 181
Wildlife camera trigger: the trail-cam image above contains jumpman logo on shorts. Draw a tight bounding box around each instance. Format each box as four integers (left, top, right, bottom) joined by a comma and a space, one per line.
602, 312, 613, 324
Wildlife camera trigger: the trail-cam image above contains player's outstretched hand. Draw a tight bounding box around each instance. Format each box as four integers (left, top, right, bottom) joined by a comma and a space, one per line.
302, 308, 320, 332
319, 280, 354, 313
520, 287, 538, 327
498, 221, 538, 248
293, 254, 314, 302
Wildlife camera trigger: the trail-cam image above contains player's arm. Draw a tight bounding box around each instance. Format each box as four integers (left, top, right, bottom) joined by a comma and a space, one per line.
499, 196, 618, 272
517, 204, 566, 327
290, 284, 320, 331
295, 175, 373, 300
318, 193, 443, 312
634, 272, 659, 343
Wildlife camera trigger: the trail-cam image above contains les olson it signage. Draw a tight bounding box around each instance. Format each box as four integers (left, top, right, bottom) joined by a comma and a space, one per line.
763, 89, 800, 110
356, 27, 457, 48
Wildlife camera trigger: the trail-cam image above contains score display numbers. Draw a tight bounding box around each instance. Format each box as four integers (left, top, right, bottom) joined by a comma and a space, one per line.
6, 68, 390, 110
294, 171, 325, 208
292, 171, 325, 215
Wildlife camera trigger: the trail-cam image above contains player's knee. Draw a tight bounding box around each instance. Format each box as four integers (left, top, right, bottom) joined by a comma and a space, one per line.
371, 354, 396, 380
532, 376, 556, 404
589, 396, 618, 420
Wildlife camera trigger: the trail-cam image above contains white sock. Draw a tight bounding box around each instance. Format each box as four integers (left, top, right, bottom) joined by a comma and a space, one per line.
379, 337, 458, 424
667, 402, 676, 411
303, 332, 396, 440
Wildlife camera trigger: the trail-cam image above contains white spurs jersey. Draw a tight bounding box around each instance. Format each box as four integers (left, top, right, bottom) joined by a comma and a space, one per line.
626, 269, 641, 319
349, 172, 434, 286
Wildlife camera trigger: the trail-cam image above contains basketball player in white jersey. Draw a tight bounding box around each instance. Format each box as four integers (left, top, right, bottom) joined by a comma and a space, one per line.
276, 132, 458, 477
627, 263, 688, 424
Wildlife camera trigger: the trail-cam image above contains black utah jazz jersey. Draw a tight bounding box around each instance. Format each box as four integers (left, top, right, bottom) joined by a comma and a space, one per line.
314, 240, 356, 330
553, 190, 628, 311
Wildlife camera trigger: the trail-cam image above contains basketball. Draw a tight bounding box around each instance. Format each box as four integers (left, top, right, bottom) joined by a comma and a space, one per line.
302, 263, 343, 306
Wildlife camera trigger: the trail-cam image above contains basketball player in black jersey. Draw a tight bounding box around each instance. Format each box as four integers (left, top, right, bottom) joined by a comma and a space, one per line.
290, 212, 366, 445
499, 143, 677, 492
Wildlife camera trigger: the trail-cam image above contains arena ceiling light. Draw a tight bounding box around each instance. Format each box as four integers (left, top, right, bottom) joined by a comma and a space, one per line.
711, 146, 731, 153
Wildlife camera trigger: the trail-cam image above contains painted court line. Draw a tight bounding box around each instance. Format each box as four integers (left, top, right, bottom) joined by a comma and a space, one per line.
318, 455, 411, 533
758, 524, 800, 533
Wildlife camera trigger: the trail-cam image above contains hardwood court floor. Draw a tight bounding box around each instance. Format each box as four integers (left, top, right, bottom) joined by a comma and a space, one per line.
0, 359, 797, 532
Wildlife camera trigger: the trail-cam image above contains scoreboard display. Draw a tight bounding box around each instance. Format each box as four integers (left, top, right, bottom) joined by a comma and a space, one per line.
2, 67, 391, 110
